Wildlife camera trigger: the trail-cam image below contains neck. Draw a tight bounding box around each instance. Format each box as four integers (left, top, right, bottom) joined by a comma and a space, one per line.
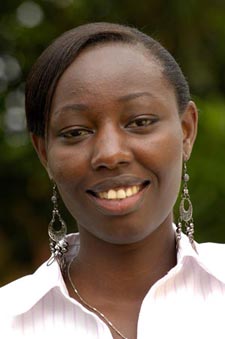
67, 219, 177, 304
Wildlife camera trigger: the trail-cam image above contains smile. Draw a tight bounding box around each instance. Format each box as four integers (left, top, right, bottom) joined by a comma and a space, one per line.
86, 176, 150, 215
97, 185, 141, 200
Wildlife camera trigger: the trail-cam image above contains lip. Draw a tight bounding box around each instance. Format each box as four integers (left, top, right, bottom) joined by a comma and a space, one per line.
86, 175, 151, 216
87, 174, 150, 194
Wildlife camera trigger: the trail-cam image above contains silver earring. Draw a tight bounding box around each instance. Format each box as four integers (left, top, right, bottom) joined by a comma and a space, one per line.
176, 161, 196, 251
47, 184, 68, 270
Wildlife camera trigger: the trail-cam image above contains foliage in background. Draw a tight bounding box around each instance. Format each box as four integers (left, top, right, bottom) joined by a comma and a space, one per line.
0, 0, 225, 285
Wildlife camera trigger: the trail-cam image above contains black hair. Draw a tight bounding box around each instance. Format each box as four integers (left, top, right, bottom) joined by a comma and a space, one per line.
25, 22, 190, 137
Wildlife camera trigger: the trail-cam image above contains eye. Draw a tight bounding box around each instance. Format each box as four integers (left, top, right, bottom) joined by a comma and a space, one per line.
126, 116, 158, 129
59, 128, 93, 140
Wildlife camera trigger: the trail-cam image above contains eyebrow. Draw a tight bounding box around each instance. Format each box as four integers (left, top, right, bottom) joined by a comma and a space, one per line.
54, 91, 154, 116
118, 91, 154, 102
54, 103, 88, 116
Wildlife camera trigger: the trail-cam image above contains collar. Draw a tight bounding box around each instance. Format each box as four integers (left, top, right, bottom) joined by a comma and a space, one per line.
1, 231, 225, 317
178, 232, 225, 283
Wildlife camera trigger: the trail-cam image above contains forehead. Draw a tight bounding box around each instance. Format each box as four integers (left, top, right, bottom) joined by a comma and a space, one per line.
51, 42, 176, 110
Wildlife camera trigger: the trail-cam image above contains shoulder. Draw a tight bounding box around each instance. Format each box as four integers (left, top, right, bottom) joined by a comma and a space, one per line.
0, 259, 60, 316
0, 272, 35, 298
0, 260, 48, 293
196, 241, 225, 282
0, 273, 34, 317
0, 234, 79, 317
197, 241, 225, 259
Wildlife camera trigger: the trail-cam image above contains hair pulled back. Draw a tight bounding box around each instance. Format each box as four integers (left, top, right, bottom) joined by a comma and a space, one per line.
25, 22, 190, 137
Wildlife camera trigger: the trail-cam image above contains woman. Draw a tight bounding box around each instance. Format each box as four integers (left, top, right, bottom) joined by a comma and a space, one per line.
1, 22, 225, 339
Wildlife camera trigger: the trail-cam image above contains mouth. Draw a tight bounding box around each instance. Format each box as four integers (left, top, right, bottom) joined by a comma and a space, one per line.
87, 183, 148, 200
86, 176, 150, 215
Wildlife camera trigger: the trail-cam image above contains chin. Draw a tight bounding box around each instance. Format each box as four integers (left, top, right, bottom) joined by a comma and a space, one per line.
93, 222, 159, 245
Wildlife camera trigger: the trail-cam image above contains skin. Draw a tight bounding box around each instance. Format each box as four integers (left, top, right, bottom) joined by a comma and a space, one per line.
32, 42, 198, 339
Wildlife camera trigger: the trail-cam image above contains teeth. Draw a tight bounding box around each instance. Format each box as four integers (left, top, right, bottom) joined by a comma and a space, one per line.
103, 192, 108, 199
97, 185, 141, 200
126, 188, 133, 197
117, 189, 126, 199
132, 186, 138, 194
108, 189, 117, 199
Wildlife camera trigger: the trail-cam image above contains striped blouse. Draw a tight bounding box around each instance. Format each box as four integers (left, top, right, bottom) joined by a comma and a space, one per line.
1, 232, 225, 339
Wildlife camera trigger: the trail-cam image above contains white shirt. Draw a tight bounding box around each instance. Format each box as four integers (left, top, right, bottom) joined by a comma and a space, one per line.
1, 232, 225, 339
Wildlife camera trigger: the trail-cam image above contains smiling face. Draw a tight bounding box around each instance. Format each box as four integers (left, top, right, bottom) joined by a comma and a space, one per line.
33, 42, 197, 244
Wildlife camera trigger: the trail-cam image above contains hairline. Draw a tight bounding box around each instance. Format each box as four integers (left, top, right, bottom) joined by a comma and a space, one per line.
26, 23, 190, 137
44, 39, 179, 138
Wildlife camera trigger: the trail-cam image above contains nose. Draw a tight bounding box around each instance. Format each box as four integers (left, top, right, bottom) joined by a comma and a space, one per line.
91, 125, 133, 171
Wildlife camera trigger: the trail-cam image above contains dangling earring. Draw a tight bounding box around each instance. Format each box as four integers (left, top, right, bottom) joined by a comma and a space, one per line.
47, 183, 68, 270
176, 161, 196, 251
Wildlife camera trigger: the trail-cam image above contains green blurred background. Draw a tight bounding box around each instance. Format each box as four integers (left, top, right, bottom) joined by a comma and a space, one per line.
0, 0, 225, 285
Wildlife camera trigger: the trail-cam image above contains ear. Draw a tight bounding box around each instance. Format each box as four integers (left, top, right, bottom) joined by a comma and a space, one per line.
181, 101, 198, 160
31, 133, 53, 179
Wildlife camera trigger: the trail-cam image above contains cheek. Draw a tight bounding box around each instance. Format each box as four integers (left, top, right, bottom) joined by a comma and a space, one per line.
134, 125, 183, 192
137, 128, 182, 167
46, 144, 89, 187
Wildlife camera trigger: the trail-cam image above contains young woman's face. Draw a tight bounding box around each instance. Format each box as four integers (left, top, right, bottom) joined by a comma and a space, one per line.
38, 43, 196, 244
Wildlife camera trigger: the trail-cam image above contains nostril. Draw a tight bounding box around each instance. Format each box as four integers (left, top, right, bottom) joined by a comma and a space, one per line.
90, 137, 133, 170
91, 157, 131, 171
95, 161, 129, 171
120, 160, 130, 168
